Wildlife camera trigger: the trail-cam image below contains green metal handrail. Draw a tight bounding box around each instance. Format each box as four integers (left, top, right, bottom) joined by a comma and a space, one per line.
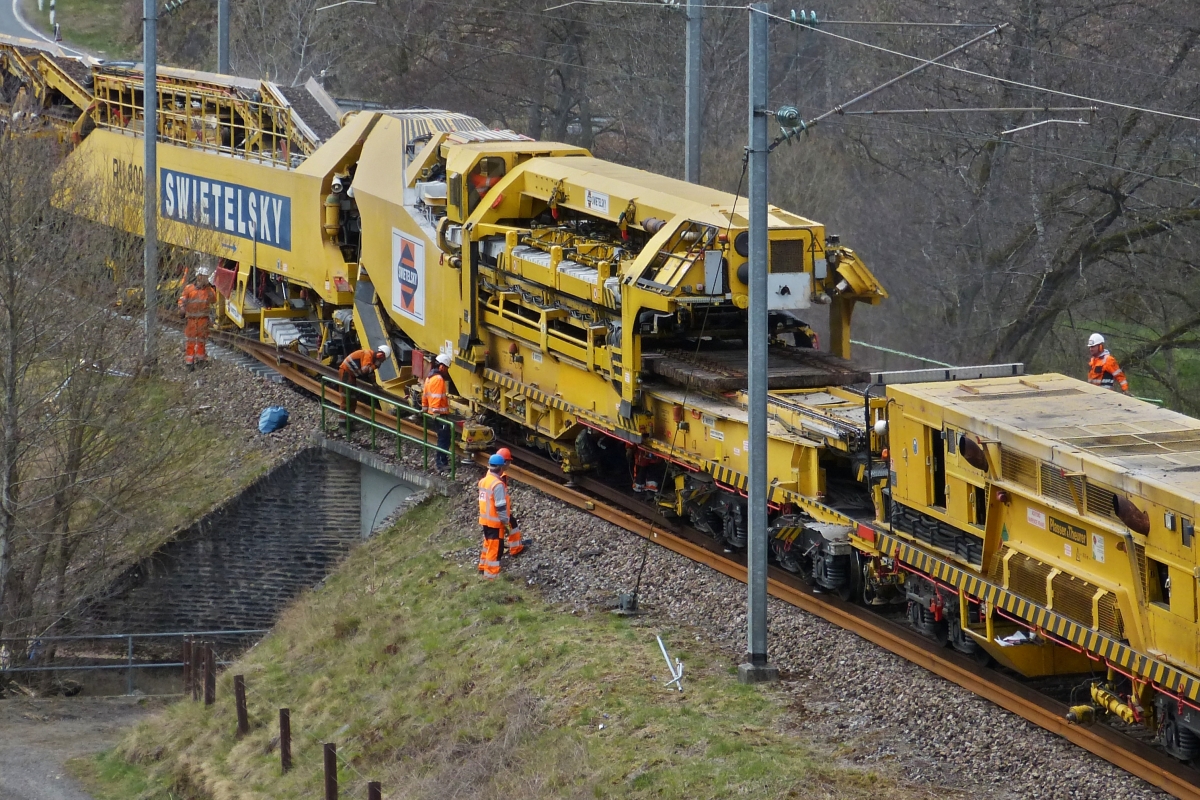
318, 374, 456, 479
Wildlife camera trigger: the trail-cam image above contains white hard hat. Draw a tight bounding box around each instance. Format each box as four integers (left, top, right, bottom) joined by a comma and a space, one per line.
377, 344, 392, 359
1088, 333, 1105, 348
436, 353, 452, 367
195, 266, 212, 278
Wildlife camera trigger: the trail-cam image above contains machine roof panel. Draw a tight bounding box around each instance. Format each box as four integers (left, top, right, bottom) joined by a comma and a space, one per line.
892, 373, 1200, 499
535, 157, 822, 229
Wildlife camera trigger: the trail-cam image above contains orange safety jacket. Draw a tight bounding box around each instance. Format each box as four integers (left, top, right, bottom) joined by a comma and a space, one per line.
340, 349, 378, 378
422, 371, 449, 414
471, 173, 499, 194
179, 283, 217, 319
178, 283, 217, 339
478, 471, 510, 529
1088, 351, 1129, 393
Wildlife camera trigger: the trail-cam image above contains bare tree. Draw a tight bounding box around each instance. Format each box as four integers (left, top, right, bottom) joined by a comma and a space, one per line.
0, 132, 227, 647
157, 0, 1200, 405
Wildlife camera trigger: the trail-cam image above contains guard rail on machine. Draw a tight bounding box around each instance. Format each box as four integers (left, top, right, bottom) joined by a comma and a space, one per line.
318, 374, 457, 479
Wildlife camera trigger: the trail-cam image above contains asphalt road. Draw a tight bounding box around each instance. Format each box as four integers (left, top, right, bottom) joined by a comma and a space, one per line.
0, 0, 86, 56
0, 697, 155, 800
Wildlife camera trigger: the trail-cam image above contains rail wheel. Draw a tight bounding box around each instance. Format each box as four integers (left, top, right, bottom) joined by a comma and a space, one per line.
837, 550, 866, 603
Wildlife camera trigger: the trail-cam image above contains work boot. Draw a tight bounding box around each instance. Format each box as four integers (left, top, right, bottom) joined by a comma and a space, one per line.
186, 362, 195, 372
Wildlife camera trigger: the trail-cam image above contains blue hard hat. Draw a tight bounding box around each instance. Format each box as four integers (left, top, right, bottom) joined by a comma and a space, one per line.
488, 453, 506, 468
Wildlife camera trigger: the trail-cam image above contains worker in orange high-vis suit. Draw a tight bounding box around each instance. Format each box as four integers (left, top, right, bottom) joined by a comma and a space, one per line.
1087, 333, 1129, 393
495, 447, 525, 556
421, 353, 453, 471
177, 268, 218, 371
338, 345, 391, 386
478, 453, 510, 578
338, 344, 391, 416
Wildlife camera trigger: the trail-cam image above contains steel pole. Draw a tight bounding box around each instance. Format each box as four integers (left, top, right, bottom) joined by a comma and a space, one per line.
684, 0, 702, 183
217, 0, 230, 73
737, 3, 776, 684
142, 0, 158, 370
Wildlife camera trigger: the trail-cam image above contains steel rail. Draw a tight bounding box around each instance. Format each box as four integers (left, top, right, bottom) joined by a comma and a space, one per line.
499, 461, 1200, 800
216, 333, 1200, 799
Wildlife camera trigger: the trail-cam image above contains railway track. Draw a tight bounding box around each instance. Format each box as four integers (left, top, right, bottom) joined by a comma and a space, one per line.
219, 332, 1200, 799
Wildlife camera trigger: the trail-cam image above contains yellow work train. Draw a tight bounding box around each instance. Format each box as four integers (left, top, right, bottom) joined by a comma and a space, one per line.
6, 36, 1200, 759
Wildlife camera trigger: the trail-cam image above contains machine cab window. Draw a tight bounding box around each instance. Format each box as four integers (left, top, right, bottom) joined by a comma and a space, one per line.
467, 157, 506, 214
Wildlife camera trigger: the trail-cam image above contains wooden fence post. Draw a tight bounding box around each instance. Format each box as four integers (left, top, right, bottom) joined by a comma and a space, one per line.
234, 675, 248, 736
181, 638, 192, 697
324, 742, 338, 800
279, 708, 291, 774
203, 643, 216, 706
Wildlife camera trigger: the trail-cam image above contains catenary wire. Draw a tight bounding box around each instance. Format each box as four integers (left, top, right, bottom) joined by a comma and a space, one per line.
820, 114, 1200, 189
791, 102, 1200, 170
758, 8, 1200, 125
1004, 42, 1200, 87
546, 0, 998, 25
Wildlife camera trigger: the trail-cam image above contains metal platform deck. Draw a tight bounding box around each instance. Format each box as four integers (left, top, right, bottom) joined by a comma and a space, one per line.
645, 345, 868, 392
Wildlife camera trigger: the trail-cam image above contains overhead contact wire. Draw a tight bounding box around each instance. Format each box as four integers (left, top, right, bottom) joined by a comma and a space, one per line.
758, 8, 1200, 125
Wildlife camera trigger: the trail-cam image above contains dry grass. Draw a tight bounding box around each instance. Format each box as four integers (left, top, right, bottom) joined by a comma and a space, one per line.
77, 499, 948, 800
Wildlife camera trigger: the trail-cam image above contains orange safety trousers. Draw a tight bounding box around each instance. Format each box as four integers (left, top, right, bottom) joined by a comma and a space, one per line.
500, 475, 525, 556
506, 521, 525, 556
479, 527, 502, 578
179, 284, 216, 365
183, 315, 211, 364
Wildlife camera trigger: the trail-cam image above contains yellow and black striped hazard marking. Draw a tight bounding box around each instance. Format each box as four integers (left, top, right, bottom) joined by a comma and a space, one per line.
877, 530, 1200, 702
709, 463, 747, 490
774, 526, 804, 544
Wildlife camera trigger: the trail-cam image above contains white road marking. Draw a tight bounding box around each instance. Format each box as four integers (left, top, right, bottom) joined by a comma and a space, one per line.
9, 0, 88, 57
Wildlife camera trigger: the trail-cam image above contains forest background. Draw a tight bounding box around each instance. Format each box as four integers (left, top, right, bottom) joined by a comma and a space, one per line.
35, 0, 1200, 409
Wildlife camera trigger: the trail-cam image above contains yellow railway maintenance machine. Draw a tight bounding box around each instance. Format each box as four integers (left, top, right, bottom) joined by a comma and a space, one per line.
872, 374, 1200, 760
7, 34, 1200, 758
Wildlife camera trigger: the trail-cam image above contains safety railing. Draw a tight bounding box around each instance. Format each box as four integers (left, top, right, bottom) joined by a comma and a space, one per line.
90, 72, 309, 168
318, 374, 456, 479
0, 629, 267, 696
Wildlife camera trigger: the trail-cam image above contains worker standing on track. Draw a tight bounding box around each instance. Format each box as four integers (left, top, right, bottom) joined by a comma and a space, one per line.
177, 267, 218, 371
478, 453, 510, 579
495, 447, 525, 556
421, 353, 454, 471
1087, 333, 1129, 393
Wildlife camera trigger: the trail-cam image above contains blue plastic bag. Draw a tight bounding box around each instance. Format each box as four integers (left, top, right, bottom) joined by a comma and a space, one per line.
258, 406, 289, 433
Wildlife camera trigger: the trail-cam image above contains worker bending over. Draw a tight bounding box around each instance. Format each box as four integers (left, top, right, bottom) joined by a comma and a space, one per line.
478, 453, 510, 578
338, 345, 391, 415
421, 353, 454, 471
178, 267, 218, 371
1087, 334, 1129, 393
339, 345, 391, 386
495, 447, 525, 556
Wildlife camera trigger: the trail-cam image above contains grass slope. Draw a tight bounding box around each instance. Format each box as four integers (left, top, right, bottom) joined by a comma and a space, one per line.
77, 498, 926, 800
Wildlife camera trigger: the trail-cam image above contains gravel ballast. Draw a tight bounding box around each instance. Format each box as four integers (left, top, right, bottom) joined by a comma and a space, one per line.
201, 346, 1168, 800
441, 473, 1168, 800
